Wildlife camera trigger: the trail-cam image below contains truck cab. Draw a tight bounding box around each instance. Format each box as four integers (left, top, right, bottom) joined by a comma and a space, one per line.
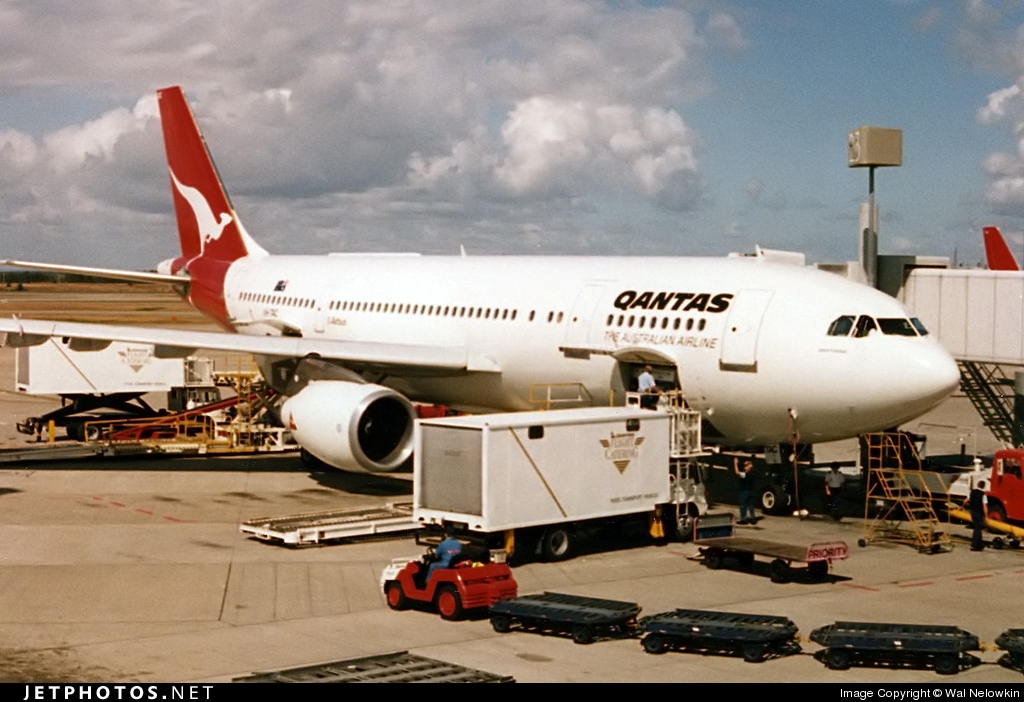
988, 449, 1024, 523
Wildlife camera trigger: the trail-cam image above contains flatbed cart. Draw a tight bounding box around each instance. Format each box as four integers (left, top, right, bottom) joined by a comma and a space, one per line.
488, 592, 641, 644
694, 512, 847, 583
810, 621, 980, 675
240, 502, 417, 545
995, 629, 1024, 674
639, 609, 800, 662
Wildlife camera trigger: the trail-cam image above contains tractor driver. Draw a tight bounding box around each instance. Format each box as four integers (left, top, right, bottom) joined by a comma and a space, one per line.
427, 526, 463, 581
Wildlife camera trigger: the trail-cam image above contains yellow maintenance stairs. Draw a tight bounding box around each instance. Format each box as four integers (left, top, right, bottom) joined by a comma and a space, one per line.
860, 432, 952, 553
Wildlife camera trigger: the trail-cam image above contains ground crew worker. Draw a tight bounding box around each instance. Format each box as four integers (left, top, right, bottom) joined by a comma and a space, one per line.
428, 526, 463, 581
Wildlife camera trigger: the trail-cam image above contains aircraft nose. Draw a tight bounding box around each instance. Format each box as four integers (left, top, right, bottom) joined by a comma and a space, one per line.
891, 341, 961, 417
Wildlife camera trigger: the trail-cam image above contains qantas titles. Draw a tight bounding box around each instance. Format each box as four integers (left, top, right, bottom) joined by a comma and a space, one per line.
613, 290, 733, 313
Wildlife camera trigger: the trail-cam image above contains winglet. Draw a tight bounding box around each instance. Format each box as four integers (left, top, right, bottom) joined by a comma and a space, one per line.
983, 226, 1019, 271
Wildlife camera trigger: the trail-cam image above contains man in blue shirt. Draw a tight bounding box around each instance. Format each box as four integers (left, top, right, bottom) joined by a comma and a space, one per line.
428, 527, 463, 581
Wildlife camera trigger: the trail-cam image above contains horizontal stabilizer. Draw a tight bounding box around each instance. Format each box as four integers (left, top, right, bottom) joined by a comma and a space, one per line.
0, 259, 189, 287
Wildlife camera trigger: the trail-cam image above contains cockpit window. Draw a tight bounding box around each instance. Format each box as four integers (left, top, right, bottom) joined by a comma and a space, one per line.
877, 318, 918, 336
827, 315, 855, 337
910, 318, 929, 336
853, 315, 877, 338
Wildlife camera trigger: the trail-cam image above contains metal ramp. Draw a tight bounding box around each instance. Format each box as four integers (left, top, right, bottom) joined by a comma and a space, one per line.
861, 433, 952, 553
233, 651, 513, 683
958, 361, 1021, 447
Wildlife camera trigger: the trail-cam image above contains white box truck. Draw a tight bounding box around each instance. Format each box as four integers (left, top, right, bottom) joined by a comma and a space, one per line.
414, 406, 706, 562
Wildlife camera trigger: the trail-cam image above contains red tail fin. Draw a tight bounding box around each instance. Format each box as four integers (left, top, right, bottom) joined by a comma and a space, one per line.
157, 86, 266, 263
983, 226, 1019, 271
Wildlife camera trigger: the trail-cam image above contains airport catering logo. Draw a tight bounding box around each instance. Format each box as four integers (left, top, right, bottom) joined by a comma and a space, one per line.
118, 347, 153, 372
599, 432, 644, 474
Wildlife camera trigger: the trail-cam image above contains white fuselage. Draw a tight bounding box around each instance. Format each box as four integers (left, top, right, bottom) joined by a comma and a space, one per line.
220, 253, 960, 447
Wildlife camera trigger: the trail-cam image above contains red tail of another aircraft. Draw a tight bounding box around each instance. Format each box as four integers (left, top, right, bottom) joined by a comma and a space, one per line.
983, 226, 1019, 271
157, 86, 267, 327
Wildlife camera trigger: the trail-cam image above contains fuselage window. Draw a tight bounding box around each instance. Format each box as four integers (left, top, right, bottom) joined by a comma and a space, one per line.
661, 318, 669, 329
556, 312, 564, 323
673, 318, 680, 330
607, 314, 614, 326
459, 307, 466, 317
638, 317, 646, 329
617, 315, 624, 327
877, 318, 918, 336
502, 309, 509, 320
628, 315, 635, 327
910, 317, 929, 336
511, 310, 517, 320
485, 308, 491, 319
698, 318, 706, 331
854, 315, 877, 338
686, 318, 693, 331
529, 310, 535, 321
547, 311, 554, 323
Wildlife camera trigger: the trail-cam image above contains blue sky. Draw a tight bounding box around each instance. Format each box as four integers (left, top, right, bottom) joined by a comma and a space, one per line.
2, 1, 1024, 269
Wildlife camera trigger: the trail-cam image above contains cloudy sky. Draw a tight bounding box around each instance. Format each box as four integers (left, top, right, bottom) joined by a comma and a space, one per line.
3, 0, 1024, 270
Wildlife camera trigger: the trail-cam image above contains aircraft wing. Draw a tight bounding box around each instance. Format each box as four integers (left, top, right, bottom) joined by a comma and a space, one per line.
0, 318, 469, 373
0, 259, 188, 287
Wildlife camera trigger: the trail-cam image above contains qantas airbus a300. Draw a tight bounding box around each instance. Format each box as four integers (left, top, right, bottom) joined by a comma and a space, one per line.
0, 86, 960, 473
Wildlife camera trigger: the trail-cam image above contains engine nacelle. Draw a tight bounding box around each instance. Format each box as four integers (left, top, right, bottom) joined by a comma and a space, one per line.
281, 380, 416, 473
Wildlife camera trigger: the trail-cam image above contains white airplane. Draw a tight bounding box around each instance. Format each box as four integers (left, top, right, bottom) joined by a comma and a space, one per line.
0, 86, 960, 475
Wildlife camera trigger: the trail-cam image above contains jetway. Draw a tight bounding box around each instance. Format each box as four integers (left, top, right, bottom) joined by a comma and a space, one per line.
901, 267, 1024, 447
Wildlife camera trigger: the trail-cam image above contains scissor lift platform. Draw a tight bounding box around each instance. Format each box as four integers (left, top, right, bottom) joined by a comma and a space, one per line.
488, 592, 641, 644
639, 608, 800, 662
240, 502, 417, 545
810, 621, 980, 675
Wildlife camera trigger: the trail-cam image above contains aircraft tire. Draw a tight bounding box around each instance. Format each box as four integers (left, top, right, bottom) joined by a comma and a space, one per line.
759, 484, 789, 515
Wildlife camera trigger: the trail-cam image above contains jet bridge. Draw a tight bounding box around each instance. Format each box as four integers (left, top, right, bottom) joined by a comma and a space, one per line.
901, 268, 1024, 447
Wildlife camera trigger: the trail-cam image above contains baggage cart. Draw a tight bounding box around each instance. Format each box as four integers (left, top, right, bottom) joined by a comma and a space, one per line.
639, 608, 800, 662
488, 592, 641, 644
810, 621, 980, 675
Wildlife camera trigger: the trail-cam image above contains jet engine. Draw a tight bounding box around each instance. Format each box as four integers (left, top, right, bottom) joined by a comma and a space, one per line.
281, 380, 416, 473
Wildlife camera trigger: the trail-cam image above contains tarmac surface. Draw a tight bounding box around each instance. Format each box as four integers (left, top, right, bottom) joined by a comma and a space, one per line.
0, 286, 1022, 683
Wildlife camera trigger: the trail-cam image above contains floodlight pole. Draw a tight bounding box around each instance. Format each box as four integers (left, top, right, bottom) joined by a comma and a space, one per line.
848, 127, 901, 289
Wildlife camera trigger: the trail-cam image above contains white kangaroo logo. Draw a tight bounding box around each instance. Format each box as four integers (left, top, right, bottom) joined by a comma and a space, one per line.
170, 169, 232, 253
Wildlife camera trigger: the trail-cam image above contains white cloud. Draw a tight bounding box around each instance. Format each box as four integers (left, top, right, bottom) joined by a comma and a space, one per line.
978, 83, 1024, 124
0, 0, 725, 264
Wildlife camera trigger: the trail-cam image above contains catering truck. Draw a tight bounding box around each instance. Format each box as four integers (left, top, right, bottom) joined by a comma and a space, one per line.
413, 404, 706, 562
